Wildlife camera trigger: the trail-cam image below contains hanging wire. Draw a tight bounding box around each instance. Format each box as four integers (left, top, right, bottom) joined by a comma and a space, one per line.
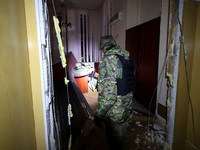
153, 56, 168, 124
51, 0, 72, 149
147, 54, 169, 147
51, 0, 57, 18
146, 6, 199, 149
45, 0, 61, 148
147, 55, 169, 125
177, 11, 199, 150
146, 1, 169, 140
147, 2, 199, 149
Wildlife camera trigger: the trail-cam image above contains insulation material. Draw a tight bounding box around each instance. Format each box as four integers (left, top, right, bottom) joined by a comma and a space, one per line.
166, 73, 174, 86
53, 15, 72, 150
35, 1, 61, 150
53, 16, 66, 68
68, 104, 73, 125
64, 77, 69, 85
68, 135, 72, 150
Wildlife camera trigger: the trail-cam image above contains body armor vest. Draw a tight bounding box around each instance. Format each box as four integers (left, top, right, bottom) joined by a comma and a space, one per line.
116, 54, 136, 96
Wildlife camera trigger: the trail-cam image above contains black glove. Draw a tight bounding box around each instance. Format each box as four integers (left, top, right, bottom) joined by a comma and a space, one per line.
94, 116, 104, 129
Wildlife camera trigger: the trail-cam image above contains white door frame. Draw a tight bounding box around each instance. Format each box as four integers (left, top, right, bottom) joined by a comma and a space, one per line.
35, 0, 60, 149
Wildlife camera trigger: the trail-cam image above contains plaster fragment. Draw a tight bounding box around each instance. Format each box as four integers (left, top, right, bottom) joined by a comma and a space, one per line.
167, 99, 172, 107
167, 73, 173, 86
135, 137, 140, 144
136, 121, 140, 124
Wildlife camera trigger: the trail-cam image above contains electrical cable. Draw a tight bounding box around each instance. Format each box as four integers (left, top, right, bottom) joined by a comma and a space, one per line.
146, 1, 169, 137
177, 13, 199, 150
51, 0, 72, 149
147, 3, 199, 150
147, 54, 168, 147
51, 0, 57, 18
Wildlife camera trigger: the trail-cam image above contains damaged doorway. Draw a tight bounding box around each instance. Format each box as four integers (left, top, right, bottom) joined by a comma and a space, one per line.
36, 0, 171, 149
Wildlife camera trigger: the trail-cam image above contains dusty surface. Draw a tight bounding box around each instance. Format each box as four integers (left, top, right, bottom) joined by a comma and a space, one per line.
74, 81, 165, 150
126, 117, 164, 150
72, 116, 165, 150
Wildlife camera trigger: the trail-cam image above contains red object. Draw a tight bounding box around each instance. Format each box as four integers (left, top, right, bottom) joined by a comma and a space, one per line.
75, 76, 88, 93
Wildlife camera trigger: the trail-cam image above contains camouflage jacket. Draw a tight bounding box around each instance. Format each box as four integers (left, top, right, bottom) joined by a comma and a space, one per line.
96, 46, 133, 124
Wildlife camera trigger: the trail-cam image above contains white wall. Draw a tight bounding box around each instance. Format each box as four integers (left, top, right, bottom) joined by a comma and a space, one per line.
127, 0, 161, 29
156, 0, 169, 122
111, 0, 128, 49
112, 0, 161, 49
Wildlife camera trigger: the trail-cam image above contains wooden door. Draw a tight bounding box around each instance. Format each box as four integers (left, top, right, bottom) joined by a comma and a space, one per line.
126, 17, 160, 113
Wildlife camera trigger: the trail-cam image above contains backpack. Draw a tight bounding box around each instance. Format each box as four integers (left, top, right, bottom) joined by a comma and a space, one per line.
116, 54, 136, 96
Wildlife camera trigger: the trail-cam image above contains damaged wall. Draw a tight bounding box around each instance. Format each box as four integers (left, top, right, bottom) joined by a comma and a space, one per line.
173, 1, 200, 149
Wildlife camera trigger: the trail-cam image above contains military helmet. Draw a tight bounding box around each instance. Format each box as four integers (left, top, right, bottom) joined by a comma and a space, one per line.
99, 35, 117, 50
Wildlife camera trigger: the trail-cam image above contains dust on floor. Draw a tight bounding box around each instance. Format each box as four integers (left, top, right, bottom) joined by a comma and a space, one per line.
72, 115, 165, 150
79, 80, 166, 150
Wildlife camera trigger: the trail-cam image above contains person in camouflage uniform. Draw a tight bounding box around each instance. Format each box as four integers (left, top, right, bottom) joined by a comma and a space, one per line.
94, 35, 134, 150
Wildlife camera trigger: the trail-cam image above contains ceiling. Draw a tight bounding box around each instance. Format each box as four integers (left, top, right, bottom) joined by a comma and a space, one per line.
54, 0, 104, 9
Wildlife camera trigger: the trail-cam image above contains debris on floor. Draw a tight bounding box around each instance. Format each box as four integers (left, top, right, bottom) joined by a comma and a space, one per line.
126, 116, 166, 150
72, 114, 166, 150
81, 85, 167, 150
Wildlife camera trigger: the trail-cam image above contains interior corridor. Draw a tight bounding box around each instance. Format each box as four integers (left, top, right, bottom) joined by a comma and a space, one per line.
71, 82, 165, 150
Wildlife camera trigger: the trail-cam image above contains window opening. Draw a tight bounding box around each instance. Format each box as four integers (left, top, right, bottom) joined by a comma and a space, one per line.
80, 14, 89, 62
80, 15, 84, 62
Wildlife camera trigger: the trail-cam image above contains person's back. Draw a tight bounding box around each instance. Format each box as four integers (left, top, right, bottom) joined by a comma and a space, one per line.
94, 35, 135, 150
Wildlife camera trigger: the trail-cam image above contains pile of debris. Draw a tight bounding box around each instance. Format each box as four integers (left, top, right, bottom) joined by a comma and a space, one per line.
127, 115, 168, 150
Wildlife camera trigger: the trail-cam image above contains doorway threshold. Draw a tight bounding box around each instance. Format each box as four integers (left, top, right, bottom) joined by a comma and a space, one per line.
133, 98, 152, 116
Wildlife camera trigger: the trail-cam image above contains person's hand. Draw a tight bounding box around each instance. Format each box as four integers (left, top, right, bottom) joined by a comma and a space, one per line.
94, 116, 104, 129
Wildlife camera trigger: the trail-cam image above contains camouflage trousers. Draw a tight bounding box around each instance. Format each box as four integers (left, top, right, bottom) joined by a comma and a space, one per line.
105, 120, 130, 150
